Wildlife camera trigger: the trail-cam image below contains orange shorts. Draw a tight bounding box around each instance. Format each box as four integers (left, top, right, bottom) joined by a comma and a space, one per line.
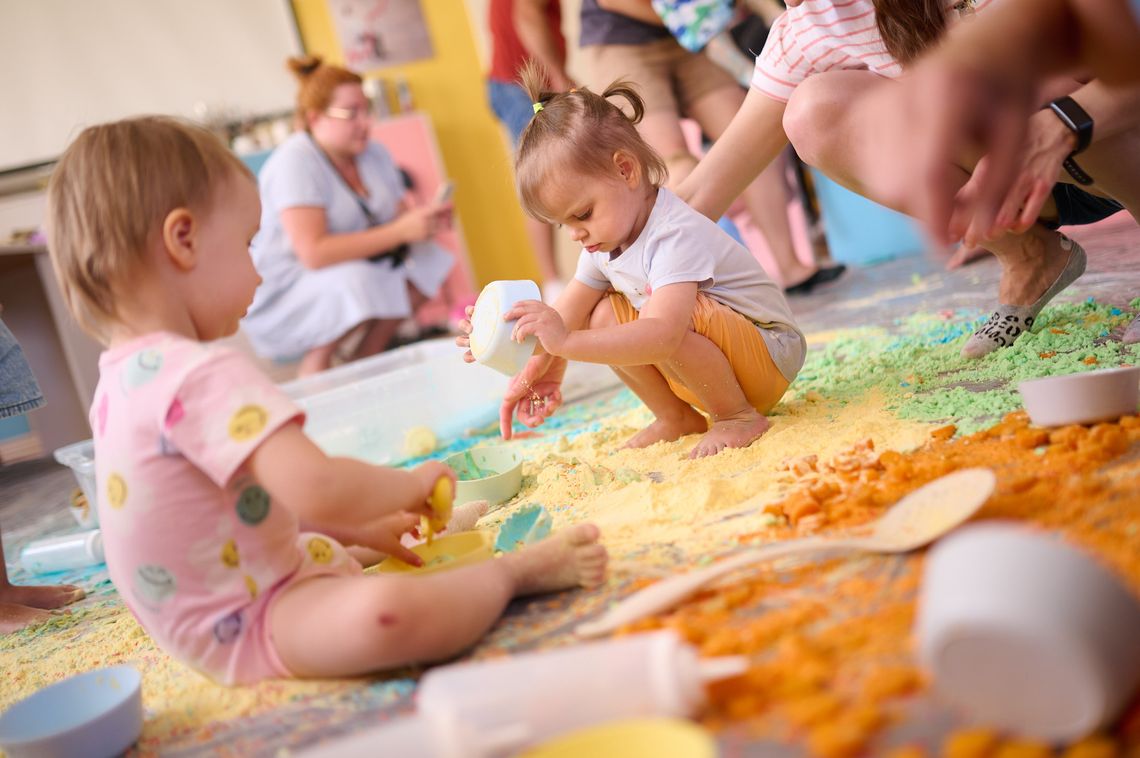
608, 292, 790, 414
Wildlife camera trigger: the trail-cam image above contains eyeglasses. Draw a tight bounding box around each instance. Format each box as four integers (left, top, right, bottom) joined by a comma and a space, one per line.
324, 106, 370, 121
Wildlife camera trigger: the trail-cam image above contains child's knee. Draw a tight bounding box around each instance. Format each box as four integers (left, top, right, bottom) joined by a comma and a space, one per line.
589, 298, 619, 329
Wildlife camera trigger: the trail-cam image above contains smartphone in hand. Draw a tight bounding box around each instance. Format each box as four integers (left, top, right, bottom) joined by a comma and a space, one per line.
432, 181, 455, 205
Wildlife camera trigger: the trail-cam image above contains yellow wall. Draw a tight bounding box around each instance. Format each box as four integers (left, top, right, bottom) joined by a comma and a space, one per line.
291, 0, 538, 286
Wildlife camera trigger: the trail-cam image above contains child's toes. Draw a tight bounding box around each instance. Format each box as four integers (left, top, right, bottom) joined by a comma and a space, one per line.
566, 522, 601, 546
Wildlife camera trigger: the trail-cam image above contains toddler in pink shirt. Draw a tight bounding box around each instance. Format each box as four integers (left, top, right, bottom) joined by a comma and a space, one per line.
45, 116, 607, 684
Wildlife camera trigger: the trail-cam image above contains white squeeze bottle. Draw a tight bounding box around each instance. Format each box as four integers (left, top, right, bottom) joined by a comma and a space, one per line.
416, 630, 746, 756
295, 631, 746, 758
20, 529, 104, 574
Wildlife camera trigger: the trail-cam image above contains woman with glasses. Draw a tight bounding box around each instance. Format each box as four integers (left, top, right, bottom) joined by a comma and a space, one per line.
242, 56, 454, 376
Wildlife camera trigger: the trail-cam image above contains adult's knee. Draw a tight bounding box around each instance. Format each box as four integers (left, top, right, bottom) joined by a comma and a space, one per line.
782, 76, 841, 169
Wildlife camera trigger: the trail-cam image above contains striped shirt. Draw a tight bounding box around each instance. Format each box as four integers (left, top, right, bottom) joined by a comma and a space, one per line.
752, 0, 993, 102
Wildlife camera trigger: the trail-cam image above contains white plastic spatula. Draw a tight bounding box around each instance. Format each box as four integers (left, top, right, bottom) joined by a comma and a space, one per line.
576, 467, 997, 638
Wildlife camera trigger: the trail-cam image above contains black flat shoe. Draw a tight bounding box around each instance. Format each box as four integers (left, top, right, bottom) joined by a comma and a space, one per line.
784, 264, 847, 296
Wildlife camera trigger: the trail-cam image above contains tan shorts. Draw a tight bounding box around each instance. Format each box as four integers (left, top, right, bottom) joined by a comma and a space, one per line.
609, 292, 789, 414
579, 38, 739, 116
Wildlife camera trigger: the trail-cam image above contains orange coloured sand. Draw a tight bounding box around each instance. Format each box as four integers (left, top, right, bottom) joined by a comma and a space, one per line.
621, 412, 1140, 757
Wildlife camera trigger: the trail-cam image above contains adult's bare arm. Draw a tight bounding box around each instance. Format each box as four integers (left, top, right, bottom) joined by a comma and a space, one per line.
675, 89, 789, 220
281, 205, 435, 269
515, 0, 576, 89
596, 0, 665, 26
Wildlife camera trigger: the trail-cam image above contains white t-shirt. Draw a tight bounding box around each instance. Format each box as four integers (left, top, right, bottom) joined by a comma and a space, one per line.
574, 188, 806, 381
752, 0, 993, 103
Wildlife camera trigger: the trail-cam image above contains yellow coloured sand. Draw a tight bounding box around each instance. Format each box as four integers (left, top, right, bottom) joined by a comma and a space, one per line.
0, 389, 933, 749
486, 389, 934, 566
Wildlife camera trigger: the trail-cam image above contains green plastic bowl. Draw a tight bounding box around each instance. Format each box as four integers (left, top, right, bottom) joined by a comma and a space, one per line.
445, 447, 523, 505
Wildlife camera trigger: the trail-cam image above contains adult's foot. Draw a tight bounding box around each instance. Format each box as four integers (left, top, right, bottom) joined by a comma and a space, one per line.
690, 411, 771, 458
505, 523, 608, 595
946, 243, 991, 270
784, 265, 847, 296
0, 582, 85, 610
0, 583, 83, 634
0, 602, 54, 634
961, 233, 1086, 359
624, 410, 708, 449
1123, 314, 1140, 345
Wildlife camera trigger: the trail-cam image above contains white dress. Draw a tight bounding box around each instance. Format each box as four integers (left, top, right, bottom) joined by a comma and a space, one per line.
242, 132, 454, 361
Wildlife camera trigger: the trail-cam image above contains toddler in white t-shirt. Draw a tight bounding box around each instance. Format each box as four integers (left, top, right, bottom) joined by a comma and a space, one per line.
459, 63, 806, 458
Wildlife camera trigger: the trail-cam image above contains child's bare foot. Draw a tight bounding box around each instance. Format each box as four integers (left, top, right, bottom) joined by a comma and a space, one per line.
0, 582, 85, 610
505, 523, 608, 596
449, 500, 489, 533
624, 410, 707, 449
689, 411, 770, 458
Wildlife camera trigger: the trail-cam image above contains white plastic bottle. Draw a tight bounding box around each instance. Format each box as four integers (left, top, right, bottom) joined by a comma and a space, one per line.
417, 630, 745, 757
297, 630, 745, 758
20, 529, 104, 574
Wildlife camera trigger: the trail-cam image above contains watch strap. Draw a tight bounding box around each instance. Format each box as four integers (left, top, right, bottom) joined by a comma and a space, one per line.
1062, 155, 1096, 186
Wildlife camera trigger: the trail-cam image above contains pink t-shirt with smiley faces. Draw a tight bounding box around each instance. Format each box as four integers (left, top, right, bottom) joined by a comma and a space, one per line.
91, 332, 359, 684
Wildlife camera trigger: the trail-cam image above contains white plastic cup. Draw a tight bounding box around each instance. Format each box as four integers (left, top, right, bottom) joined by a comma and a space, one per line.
20, 530, 104, 574
917, 522, 1140, 742
415, 631, 746, 756
468, 280, 541, 376
1018, 365, 1140, 427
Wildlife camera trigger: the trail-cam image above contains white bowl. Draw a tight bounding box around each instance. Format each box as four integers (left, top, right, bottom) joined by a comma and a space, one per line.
0, 665, 143, 758
917, 523, 1140, 742
469, 280, 541, 376
1018, 366, 1140, 427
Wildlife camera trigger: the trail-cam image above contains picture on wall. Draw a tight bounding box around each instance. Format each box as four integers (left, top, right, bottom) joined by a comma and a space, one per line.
329, 0, 435, 70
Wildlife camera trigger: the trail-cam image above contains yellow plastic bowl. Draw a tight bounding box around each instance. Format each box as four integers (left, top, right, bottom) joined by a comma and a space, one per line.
445, 446, 524, 505
519, 718, 717, 758
374, 530, 494, 575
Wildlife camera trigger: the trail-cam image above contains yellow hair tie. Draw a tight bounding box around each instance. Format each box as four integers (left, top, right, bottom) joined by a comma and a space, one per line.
532, 101, 543, 114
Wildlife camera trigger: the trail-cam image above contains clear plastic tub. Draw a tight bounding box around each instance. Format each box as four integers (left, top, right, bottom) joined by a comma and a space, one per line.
279, 338, 461, 400
50, 338, 621, 515
53, 439, 99, 527
288, 339, 511, 465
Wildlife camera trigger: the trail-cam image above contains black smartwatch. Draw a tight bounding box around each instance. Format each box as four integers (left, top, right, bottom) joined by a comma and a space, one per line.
1048, 96, 1095, 185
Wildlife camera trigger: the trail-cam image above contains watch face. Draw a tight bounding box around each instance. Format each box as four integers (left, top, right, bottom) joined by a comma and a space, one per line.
1051, 97, 1094, 153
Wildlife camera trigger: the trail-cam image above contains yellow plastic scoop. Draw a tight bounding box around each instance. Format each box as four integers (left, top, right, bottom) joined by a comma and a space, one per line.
423, 477, 454, 545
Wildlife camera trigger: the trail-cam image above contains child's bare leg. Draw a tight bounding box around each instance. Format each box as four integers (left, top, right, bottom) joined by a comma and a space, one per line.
662, 330, 771, 458
612, 363, 709, 449
269, 524, 606, 678
589, 300, 706, 448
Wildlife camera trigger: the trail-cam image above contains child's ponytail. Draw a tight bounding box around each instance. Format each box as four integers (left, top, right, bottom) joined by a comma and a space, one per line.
599, 81, 647, 127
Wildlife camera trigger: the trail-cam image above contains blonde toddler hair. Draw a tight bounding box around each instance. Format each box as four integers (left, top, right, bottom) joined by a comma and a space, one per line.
514, 61, 667, 222
46, 116, 251, 343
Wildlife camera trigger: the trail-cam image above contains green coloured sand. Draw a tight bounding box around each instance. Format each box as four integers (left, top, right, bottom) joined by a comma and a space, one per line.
452, 450, 497, 481
793, 300, 1138, 434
